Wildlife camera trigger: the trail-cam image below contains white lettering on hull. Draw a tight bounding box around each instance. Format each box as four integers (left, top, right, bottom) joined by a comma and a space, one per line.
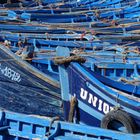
80, 88, 113, 114
0, 63, 21, 82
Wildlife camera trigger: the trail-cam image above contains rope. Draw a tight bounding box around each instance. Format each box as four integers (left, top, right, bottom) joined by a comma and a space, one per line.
53, 55, 86, 65
118, 77, 139, 85
46, 116, 60, 136
68, 96, 77, 122
122, 49, 140, 55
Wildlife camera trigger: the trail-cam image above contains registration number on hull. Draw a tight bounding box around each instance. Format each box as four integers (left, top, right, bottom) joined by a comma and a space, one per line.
0, 63, 21, 82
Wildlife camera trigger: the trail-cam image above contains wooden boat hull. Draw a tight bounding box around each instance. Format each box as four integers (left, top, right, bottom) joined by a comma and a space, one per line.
56, 45, 140, 133
61, 62, 140, 131
0, 24, 67, 33
0, 110, 139, 140
0, 44, 63, 118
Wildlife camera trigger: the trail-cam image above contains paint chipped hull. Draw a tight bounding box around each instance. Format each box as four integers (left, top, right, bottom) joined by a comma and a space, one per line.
0, 44, 63, 118
60, 61, 140, 131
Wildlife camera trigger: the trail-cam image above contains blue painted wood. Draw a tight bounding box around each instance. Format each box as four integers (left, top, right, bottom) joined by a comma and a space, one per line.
58, 47, 140, 133
0, 23, 67, 34
0, 110, 139, 140
0, 44, 63, 118
1, 0, 140, 138
91, 62, 140, 81
1, 0, 140, 24
61, 62, 140, 130
0, 34, 105, 49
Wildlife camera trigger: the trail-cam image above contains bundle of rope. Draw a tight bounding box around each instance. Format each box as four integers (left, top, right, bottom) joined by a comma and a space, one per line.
53, 55, 86, 65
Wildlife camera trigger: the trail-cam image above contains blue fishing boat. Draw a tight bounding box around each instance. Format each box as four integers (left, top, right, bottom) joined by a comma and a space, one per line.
0, 32, 107, 50
0, 0, 140, 138
0, 21, 71, 34
0, 109, 139, 140
0, 44, 63, 118
57, 47, 140, 133
0, 0, 43, 8
90, 62, 140, 81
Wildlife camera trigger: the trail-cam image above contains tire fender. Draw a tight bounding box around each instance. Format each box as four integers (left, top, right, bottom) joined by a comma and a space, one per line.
101, 109, 136, 133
